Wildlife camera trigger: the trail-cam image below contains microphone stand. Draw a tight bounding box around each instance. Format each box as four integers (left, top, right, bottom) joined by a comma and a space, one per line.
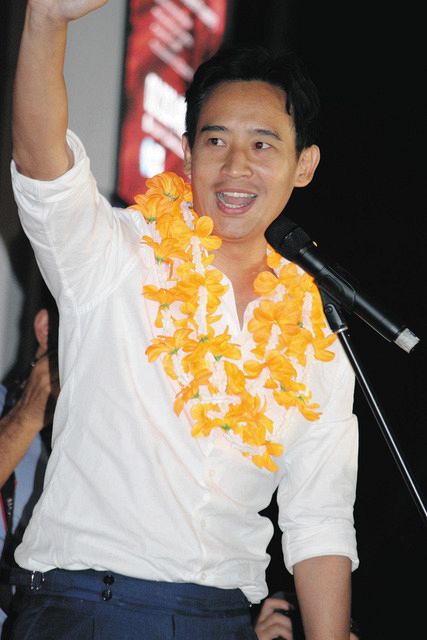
319, 289, 427, 528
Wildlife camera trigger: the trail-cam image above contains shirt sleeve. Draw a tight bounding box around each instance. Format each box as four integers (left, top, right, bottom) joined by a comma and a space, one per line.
277, 342, 359, 574
10, 130, 139, 311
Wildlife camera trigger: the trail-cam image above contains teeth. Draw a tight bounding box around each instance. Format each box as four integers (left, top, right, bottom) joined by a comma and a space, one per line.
217, 192, 256, 209
219, 192, 256, 198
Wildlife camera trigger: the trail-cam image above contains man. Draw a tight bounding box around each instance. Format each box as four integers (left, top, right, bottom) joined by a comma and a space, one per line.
7, 1, 359, 638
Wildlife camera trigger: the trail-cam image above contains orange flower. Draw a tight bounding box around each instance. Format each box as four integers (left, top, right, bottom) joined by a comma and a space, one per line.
175, 266, 228, 315
191, 402, 222, 437
248, 299, 300, 359
285, 328, 313, 366
169, 215, 222, 253
143, 285, 180, 327
224, 360, 246, 395
277, 262, 307, 292
146, 328, 193, 378
310, 287, 331, 333
173, 371, 211, 415
266, 248, 283, 270
145, 171, 189, 201
224, 394, 273, 447
131, 192, 177, 223
252, 441, 284, 472
182, 326, 241, 378
141, 236, 189, 266
253, 271, 279, 297
194, 216, 222, 251
274, 387, 320, 421
131, 172, 192, 228
132, 171, 336, 472
254, 261, 304, 298
244, 350, 297, 387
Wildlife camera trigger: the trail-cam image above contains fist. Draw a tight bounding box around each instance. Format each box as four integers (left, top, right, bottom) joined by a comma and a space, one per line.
254, 597, 294, 640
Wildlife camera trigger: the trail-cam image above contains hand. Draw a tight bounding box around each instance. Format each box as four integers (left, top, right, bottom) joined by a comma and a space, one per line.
0, 349, 59, 487
12, 350, 59, 432
28, 0, 109, 25
254, 597, 294, 640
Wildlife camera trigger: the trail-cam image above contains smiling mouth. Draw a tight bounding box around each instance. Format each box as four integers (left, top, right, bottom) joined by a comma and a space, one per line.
216, 191, 257, 209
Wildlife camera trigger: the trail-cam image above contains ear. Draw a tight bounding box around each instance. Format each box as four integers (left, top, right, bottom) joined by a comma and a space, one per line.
33, 308, 49, 356
294, 144, 320, 187
181, 133, 192, 178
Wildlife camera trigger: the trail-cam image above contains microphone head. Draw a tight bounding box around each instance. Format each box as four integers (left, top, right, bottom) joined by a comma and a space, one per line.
265, 214, 312, 260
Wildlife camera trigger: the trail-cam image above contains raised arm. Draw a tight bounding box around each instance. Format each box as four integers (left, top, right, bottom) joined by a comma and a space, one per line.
12, 0, 107, 180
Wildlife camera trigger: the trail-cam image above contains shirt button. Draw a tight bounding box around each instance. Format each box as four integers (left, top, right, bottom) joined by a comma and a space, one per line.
208, 468, 215, 478
200, 572, 207, 581
200, 519, 206, 529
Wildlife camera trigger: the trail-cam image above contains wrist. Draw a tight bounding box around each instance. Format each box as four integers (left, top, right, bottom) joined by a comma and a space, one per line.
4, 403, 44, 434
26, 1, 70, 32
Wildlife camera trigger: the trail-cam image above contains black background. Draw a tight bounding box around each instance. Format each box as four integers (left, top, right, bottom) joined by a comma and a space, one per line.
1, 1, 426, 638
224, 2, 427, 637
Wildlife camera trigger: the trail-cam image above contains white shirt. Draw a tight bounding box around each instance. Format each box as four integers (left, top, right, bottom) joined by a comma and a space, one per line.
10, 131, 359, 603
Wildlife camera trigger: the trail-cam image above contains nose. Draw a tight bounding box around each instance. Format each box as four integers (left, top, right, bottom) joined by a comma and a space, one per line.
221, 146, 253, 178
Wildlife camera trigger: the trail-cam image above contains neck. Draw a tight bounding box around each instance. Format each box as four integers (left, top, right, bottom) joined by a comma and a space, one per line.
212, 237, 270, 280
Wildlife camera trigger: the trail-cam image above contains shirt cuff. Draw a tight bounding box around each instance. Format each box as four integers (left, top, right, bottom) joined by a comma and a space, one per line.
10, 130, 90, 203
282, 523, 359, 574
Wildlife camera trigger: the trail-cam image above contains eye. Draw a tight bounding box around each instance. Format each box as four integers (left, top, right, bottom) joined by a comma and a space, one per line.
254, 141, 271, 150
208, 137, 226, 146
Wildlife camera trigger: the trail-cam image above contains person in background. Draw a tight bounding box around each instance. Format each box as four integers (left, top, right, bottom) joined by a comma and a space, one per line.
0, 304, 59, 637
254, 593, 296, 640
6, 1, 359, 638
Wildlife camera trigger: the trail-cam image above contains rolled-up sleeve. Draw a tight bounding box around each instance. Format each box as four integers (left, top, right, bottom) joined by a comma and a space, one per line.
277, 343, 359, 573
10, 130, 136, 310
11, 129, 92, 220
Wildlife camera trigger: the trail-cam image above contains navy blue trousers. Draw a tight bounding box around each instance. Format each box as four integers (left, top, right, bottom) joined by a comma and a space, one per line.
3, 568, 257, 639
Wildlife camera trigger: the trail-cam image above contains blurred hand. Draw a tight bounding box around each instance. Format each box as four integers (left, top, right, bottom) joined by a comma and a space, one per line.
0, 347, 59, 487
12, 350, 59, 432
254, 597, 294, 640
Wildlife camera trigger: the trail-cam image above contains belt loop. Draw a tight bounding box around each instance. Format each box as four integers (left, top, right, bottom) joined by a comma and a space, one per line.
30, 571, 45, 591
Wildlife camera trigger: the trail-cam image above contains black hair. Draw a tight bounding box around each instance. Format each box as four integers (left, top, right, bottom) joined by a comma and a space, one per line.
185, 45, 320, 155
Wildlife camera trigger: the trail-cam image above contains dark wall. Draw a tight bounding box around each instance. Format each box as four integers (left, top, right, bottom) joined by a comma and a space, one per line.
226, 2, 427, 638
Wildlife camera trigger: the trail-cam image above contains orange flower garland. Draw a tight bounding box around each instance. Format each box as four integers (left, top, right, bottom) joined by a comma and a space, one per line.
130, 172, 336, 472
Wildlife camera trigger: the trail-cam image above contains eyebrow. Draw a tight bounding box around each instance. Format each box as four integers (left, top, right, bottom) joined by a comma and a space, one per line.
199, 125, 282, 141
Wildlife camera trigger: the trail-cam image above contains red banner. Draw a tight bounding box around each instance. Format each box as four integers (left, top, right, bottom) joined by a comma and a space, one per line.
115, 0, 228, 204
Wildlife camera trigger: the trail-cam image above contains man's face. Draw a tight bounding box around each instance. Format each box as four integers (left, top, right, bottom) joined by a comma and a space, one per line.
182, 80, 319, 247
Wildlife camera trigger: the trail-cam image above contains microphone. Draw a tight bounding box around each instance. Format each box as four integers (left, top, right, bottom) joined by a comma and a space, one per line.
265, 215, 420, 353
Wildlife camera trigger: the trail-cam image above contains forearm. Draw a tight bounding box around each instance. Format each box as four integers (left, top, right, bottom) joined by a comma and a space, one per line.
293, 555, 352, 640
0, 408, 42, 487
12, 2, 73, 179
0, 353, 58, 487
